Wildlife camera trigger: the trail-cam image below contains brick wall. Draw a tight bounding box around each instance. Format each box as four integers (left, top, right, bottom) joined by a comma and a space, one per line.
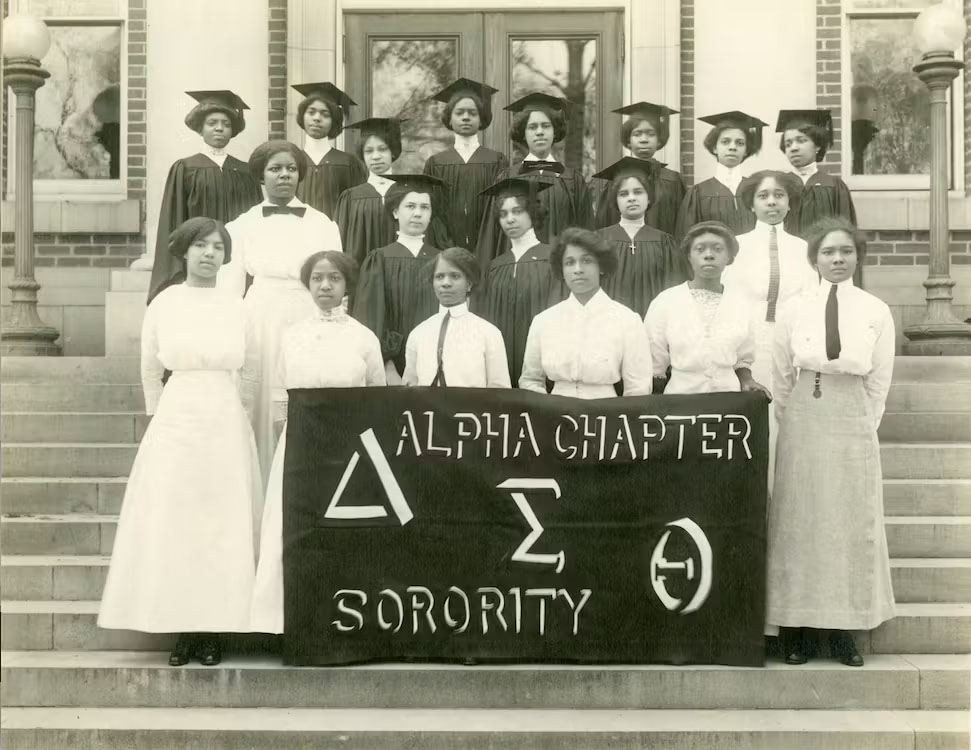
816, 0, 843, 175
864, 230, 971, 267
679, 0, 694, 184
965, 0, 970, 194
1, 0, 9, 197
2, 233, 144, 268
127, 0, 147, 204
268, 0, 288, 140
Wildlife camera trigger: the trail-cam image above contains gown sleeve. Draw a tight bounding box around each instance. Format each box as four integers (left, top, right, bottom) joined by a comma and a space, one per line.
572, 172, 595, 230
675, 185, 701, 240
139, 298, 165, 416
335, 189, 353, 250
862, 305, 895, 430
484, 323, 512, 388
643, 295, 671, 380
620, 312, 653, 396
836, 178, 857, 225
518, 317, 548, 394
771, 303, 798, 424
147, 161, 188, 304
353, 250, 398, 362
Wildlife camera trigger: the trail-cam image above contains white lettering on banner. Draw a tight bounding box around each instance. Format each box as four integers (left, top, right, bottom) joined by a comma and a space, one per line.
498, 478, 566, 574
397, 410, 541, 460
724, 414, 753, 460
331, 586, 594, 636
650, 518, 713, 615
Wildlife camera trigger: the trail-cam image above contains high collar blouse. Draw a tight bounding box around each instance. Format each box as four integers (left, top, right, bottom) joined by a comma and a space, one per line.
402, 301, 511, 388
303, 136, 333, 165
772, 278, 895, 427
714, 163, 744, 194
519, 288, 653, 398
453, 134, 481, 164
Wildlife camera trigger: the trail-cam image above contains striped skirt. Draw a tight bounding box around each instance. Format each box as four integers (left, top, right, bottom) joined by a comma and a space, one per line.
766, 370, 896, 631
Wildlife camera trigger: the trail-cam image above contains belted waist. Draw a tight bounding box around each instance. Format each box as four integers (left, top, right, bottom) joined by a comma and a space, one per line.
550, 381, 616, 399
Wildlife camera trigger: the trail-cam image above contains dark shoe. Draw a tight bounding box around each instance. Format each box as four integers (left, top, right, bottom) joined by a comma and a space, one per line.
783, 627, 809, 665
463, 656, 479, 666
830, 631, 864, 667
195, 635, 222, 666
168, 633, 193, 666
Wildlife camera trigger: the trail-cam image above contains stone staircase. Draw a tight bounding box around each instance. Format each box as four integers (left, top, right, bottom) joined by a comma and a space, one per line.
1, 355, 969, 749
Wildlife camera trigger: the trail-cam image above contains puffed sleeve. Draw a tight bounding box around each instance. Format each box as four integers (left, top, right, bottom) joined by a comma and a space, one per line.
484, 322, 512, 388
571, 171, 595, 230
217, 217, 248, 297
362, 329, 388, 387
771, 302, 799, 423
736, 309, 757, 371
402, 329, 420, 386
518, 315, 548, 394
139, 297, 164, 416
644, 293, 671, 379
353, 249, 398, 361
620, 311, 653, 396
675, 185, 702, 240
862, 305, 895, 430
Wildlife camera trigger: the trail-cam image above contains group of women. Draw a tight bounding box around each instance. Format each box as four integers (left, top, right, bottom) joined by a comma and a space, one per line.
99, 79, 894, 671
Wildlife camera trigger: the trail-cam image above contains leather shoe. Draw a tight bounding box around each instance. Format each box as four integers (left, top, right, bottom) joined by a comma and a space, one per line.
830, 631, 864, 667
784, 648, 808, 665
168, 634, 193, 667
783, 627, 810, 664
195, 635, 222, 667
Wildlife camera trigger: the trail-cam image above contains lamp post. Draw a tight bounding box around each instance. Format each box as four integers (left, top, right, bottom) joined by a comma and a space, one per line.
1, 15, 61, 355
904, 3, 971, 355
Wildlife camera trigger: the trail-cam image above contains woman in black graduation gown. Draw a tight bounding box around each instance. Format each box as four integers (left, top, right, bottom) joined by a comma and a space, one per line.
595, 102, 685, 236
423, 78, 509, 250
594, 157, 689, 318
353, 174, 445, 381
148, 90, 261, 303
476, 176, 565, 384
476, 93, 594, 267
291, 81, 367, 219
675, 110, 768, 239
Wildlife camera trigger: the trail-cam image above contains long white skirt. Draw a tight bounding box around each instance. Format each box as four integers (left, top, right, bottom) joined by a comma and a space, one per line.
98, 371, 262, 633
250, 427, 287, 633
766, 371, 895, 631
245, 278, 317, 486
752, 319, 778, 497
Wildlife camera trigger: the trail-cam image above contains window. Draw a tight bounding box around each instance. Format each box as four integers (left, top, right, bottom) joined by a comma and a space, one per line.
6, 0, 126, 199
841, 0, 964, 190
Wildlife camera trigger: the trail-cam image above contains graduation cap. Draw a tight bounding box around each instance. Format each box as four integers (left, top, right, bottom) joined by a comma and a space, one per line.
518, 159, 565, 177
386, 174, 448, 192
776, 109, 834, 139
184, 90, 249, 134
291, 81, 357, 110
593, 156, 656, 182
432, 78, 499, 129
698, 110, 768, 129
504, 92, 569, 114
613, 102, 679, 120
343, 117, 406, 156
479, 175, 554, 206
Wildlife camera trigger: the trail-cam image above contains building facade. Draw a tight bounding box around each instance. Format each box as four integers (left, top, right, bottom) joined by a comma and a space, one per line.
2, 0, 969, 354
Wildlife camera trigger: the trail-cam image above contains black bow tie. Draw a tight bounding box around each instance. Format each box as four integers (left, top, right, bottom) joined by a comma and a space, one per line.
262, 205, 307, 218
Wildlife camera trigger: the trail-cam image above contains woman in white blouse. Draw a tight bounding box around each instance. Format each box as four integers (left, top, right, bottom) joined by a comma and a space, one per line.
218, 140, 343, 483
645, 221, 769, 397
100, 218, 262, 668
767, 217, 895, 667
403, 247, 511, 388
520, 227, 653, 398
251, 250, 386, 634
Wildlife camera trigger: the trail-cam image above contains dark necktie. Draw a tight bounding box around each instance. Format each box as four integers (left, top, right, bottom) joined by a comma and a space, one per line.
430, 313, 451, 388
766, 225, 780, 323
262, 205, 307, 218
825, 284, 841, 361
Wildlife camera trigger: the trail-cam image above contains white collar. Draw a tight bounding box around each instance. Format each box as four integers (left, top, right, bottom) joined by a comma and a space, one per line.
714, 163, 744, 192
439, 300, 470, 318
204, 146, 227, 166
509, 228, 539, 260
315, 302, 349, 322
396, 232, 425, 256
303, 136, 332, 164
524, 152, 555, 162
567, 287, 609, 309
817, 277, 855, 297
260, 196, 307, 209
368, 170, 394, 195
454, 133, 480, 153
619, 218, 646, 236
793, 161, 818, 183
752, 219, 785, 236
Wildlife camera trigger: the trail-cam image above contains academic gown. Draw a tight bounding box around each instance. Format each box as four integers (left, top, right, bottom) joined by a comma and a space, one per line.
475, 162, 594, 267
594, 161, 686, 236
675, 177, 755, 240
148, 153, 262, 303
353, 241, 441, 375
476, 243, 566, 385
423, 146, 509, 251
597, 224, 690, 318
296, 148, 367, 220
785, 172, 857, 237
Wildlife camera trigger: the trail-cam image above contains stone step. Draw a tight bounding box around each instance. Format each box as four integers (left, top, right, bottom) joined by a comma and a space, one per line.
883, 479, 971, 516
1, 651, 966, 711
0, 478, 126, 515
891, 559, 971, 603
1, 556, 111, 600
1, 600, 967, 655
1, 444, 137, 478
1, 412, 150, 443
878, 412, 971, 442
2, 384, 145, 412
880, 444, 971, 480
0, 356, 140, 384
884, 384, 971, 413
891, 356, 971, 383
0, 515, 117, 555
884, 517, 971, 558
1, 707, 966, 750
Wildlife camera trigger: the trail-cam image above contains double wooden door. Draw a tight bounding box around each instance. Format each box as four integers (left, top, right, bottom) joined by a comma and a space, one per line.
344, 11, 623, 176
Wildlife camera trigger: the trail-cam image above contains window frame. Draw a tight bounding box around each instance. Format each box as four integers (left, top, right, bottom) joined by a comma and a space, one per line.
5, 0, 128, 201
840, 0, 965, 193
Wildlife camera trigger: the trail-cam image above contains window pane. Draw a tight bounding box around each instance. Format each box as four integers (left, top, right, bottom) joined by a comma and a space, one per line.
370, 39, 457, 174
23, 0, 121, 14
511, 38, 598, 177
850, 0, 936, 8
35, 25, 121, 179
849, 16, 941, 176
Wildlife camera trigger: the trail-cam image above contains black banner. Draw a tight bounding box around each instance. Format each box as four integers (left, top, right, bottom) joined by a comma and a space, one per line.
283, 388, 768, 667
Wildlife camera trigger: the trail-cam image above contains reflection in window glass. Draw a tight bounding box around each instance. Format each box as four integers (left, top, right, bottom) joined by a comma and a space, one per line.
511, 38, 598, 177
34, 25, 121, 179
370, 39, 457, 173
849, 17, 940, 176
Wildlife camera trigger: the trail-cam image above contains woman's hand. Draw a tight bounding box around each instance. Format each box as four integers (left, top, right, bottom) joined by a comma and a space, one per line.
740, 377, 772, 402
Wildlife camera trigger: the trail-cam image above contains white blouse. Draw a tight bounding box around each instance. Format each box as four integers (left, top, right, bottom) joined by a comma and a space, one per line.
403, 302, 511, 388
724, 221, 818, 322
271, 306, 386, 421
217, 198, 343, 296
714, 163, 744, 194
645, 282, 756, 394
303, 137, 332, 165
140, 284, 257, 415
520, 289, 653, 399
772, 278, 895, 427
